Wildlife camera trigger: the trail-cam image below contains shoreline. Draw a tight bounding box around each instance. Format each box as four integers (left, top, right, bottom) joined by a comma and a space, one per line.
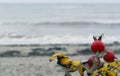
0, 40, 119, 46
0, 42, 120, 57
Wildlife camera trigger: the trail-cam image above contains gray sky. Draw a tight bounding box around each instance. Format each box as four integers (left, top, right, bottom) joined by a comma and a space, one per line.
0, 0, 120, 3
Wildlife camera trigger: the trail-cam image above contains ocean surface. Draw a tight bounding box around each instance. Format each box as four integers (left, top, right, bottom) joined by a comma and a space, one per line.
0, 3, 120, 44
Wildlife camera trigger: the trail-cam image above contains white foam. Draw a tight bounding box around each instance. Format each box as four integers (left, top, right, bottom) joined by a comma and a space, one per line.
0, 34, 119, 45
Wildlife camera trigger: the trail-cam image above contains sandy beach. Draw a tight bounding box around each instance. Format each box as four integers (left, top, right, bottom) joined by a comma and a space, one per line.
0, 43, 120, 76
1, 2, 120, 76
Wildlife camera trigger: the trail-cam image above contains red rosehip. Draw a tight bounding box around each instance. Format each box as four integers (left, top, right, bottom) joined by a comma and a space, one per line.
88, 55, 100, 67
91, 40, 105, 53
103, 51, 115, 62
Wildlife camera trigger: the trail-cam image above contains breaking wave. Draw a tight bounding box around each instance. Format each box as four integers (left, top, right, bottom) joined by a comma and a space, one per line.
0, 33, 119, 45
2, 20, 120, 26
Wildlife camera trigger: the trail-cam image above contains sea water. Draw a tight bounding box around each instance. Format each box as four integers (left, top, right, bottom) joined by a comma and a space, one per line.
0, 3, 120, 44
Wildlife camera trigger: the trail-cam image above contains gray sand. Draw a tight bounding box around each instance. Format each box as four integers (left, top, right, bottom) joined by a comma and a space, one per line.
0, 44, 120, 76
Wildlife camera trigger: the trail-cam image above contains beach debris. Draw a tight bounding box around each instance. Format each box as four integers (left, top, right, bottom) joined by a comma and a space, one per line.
28, 48, 55, 56
0, 50, 21, 57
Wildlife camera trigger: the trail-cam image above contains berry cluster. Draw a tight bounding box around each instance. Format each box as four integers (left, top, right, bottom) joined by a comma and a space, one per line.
88, 34, 115, 68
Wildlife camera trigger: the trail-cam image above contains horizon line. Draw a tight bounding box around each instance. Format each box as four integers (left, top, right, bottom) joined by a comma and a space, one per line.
0, 2, 120, 4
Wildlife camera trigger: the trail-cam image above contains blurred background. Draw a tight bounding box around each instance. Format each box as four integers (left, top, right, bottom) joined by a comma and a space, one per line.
0, 0, 120, 45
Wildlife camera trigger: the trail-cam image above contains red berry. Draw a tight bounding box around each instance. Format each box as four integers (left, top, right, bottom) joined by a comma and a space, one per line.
88, 55, 100, 67
103, 51, 115, 62
91, 40, 105, 53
